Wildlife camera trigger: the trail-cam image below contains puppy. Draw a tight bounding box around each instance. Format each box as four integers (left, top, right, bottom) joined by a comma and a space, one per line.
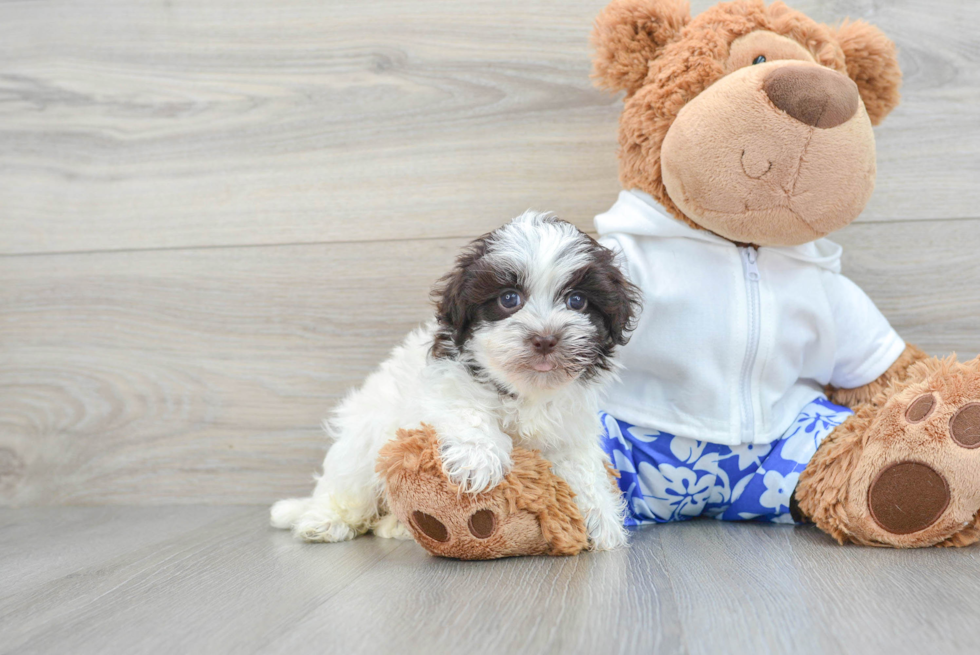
270, 212, 641, 550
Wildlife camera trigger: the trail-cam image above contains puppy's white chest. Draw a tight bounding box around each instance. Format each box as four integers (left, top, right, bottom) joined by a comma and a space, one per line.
496, 400, 562, 451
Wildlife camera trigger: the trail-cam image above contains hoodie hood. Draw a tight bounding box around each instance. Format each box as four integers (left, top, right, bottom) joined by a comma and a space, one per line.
595, 190, 843, 274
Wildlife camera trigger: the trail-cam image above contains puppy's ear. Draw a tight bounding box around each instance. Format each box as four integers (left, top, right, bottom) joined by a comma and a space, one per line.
607, 267, 642, 347
833, 19, 901, 125
591, 0, 690, 96
591, 247, 643, 347
430, 236, 488, 358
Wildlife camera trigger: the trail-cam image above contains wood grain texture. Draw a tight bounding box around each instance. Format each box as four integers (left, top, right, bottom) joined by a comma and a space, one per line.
3, 507, 980, 655
2, 219, 979, 506
0, 237, 462, 505
1, 0, 978, 255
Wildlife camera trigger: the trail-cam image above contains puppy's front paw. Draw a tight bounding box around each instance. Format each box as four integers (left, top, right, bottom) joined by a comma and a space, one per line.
440, 440, 511, 494
586, 509, 629, 551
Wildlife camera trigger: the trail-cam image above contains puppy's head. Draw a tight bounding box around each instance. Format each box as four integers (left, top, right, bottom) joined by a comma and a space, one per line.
431, 212, 641, 394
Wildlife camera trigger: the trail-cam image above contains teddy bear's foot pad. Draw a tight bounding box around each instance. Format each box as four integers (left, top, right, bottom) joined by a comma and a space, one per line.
950, 403, 980, 447
867, 461, 949, 535
409, 508, 496, 542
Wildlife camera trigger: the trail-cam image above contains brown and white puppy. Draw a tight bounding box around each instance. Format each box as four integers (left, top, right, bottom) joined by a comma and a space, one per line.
271, 212, 640, 550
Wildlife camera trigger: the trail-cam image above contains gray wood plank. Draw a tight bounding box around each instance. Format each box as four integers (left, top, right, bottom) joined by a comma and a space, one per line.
1, 0, 978, 255
659, 521, 842, 655
3, 507, 980, 655
660, 520, 980, 655
267, 526, 683, 655
3, 219, 979, 506
0, 507, 405, 655
835, 217, 980, 357
0, 237, 461, 506
0, 505, 246, 598
790, 527, 980, 653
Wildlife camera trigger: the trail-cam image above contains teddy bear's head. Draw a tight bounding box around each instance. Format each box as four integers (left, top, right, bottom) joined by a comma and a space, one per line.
592, 0, 901, 246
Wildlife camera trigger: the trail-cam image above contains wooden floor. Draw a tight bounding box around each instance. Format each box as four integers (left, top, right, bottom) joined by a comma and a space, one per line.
2, 506, 979, 655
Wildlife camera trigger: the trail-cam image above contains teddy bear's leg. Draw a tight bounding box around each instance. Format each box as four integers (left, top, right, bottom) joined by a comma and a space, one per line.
377, 424, 589, 559
796, 356, 980, 547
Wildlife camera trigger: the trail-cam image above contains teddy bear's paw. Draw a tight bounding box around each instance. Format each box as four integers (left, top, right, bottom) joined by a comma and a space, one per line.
380, 426, 588, 559
848, 357, 980, 547
439, 440, 511, 494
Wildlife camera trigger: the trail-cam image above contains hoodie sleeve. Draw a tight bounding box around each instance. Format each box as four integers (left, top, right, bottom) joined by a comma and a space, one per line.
824, 273, 906, 390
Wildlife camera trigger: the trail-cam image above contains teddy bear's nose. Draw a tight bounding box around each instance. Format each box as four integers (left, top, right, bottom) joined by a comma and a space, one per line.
763, 66, 860, 129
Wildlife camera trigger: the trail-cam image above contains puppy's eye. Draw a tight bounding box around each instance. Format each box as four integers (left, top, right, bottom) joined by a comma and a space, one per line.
752, 54, 766, 65
566, 292, 587, 311
498, 290, 523, 311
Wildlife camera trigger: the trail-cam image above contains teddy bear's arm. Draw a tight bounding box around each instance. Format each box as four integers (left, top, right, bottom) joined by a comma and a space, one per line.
826, 343, 928, 409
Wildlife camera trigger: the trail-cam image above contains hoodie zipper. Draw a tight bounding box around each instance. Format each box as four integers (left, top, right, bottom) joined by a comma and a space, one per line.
739, 246, 761, 444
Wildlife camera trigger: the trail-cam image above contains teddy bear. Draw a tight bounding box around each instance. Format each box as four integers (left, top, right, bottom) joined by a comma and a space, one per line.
378, 0, 980, 558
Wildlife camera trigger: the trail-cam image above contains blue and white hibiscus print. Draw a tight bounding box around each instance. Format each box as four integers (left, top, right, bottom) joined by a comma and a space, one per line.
600, 397, 852, 525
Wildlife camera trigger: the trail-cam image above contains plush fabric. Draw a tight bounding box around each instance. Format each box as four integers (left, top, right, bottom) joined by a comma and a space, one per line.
592, 0, 901, 246
660, 59, 876, 246
834, 19, 902, 126
377, 424, 589, 559
591, 0, 692, 96
795, 356, 980, 548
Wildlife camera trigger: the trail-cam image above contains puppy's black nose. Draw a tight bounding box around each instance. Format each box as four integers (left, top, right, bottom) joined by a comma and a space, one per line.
531, 334, 558, 355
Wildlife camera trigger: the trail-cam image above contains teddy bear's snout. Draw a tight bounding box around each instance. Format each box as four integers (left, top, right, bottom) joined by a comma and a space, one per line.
763, 66, 859, 129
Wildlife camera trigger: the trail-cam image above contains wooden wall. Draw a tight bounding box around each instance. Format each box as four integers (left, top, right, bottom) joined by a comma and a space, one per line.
1, 0, 978, 505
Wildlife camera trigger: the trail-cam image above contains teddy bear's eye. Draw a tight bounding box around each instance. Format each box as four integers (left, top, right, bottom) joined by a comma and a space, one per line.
752, 54, 767, 65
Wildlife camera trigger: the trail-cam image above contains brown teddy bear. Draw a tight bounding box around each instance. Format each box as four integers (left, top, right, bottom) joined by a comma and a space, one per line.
379, 0, 980, 557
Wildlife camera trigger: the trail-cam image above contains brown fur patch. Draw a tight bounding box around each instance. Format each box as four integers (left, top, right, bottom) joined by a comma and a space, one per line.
592, 0, 691, 95
833, 19, 902, 125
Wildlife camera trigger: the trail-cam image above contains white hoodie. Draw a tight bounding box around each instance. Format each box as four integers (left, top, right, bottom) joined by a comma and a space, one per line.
596, 190, 905, 446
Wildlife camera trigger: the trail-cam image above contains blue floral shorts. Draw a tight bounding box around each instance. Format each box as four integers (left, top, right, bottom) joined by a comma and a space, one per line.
599, 397, 853, 526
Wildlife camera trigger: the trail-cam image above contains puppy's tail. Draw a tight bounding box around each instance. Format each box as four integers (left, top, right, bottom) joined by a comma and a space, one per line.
270, 497, 312, 529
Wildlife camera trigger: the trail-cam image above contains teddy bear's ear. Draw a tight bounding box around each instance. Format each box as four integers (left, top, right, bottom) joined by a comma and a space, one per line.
833, 19, 902, 125
591, 0, 691, 95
